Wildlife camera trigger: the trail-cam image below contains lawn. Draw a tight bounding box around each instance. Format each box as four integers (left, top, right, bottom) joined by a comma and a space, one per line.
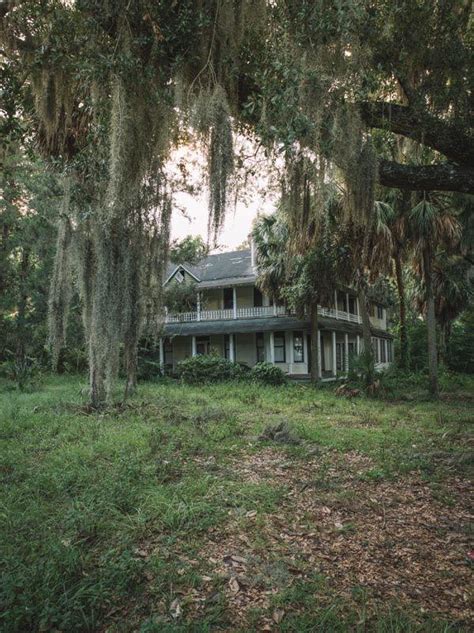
1, 375, 473, 632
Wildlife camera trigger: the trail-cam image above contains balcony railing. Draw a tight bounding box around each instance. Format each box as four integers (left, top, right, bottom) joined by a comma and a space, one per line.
164, 304, 362, 324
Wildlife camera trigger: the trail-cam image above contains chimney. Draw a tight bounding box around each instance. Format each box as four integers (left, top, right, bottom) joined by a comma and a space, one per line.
250, 235, 256, 269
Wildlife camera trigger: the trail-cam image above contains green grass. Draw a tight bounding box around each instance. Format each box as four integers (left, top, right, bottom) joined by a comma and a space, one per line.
1, 375, 472, 632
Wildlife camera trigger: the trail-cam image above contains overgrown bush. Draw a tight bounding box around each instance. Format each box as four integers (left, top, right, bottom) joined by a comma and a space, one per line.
177, 354, 245, 384
251, 362, 286, 386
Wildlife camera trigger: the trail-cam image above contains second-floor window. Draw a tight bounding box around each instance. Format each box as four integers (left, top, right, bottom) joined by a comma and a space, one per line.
274, 332, 286, 362
377, 305, 384, 319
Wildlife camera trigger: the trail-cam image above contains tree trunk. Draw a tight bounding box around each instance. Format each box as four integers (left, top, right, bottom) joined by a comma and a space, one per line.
358, 288, 374, 386
359, 101, 474, 166
309, 302, 319, 385
89, 364, 106, 409
15, 246, 30, 376
123, 341, 138, 400
378, 159, 474, 194
394, 254, 408, 369
439, 325, 447, 364
423, 248, 439, 398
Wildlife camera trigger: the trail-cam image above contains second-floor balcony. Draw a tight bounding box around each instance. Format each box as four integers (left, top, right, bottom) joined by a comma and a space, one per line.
164, 304, 363, 325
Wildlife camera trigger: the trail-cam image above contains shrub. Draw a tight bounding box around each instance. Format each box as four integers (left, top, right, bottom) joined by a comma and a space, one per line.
176, 354, 245, 384
251, 362, 286, 386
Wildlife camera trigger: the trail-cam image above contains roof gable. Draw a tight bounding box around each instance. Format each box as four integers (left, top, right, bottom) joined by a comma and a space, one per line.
164, 248, 254, 286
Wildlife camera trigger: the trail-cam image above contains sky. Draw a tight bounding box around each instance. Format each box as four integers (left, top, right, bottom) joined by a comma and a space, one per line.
168, 135, 280, 253
171, 190, 274, 252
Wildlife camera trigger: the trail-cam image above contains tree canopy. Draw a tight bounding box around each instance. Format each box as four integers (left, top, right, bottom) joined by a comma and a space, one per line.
1, 0, 472, 402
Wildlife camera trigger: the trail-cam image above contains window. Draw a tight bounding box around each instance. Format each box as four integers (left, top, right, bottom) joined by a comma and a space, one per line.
371, 337, 379, 362
381, 338, 387, 363
256, 332, 265, 362
274, 332, 286, 362
349, 295, 357, 314
223, 287, 233, 310
196, 336, 210, 355
175, 270, 184, 283
293, 331, 304, 362
253, 287, 263, 307
377, 304, 384, 319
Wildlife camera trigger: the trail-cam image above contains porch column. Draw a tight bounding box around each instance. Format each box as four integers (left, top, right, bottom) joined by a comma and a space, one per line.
334, 290, 338, 318
346, 293, 350, 314
197, 292, 201, 321
233, 287, 237, 319
332, 331, 337, 376
356, 296, 361, 322
318, 330, 322, 379
269, 331, 275, 364
159, 337, 164, 374
191, 336, 197, 357
290, 331, 294, 371
356, 334, 361, 355
229, 333, 235, 362
344, 333, 349, 373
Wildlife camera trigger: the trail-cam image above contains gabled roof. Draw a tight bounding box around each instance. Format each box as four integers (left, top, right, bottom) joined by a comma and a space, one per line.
165, 248, 255, 288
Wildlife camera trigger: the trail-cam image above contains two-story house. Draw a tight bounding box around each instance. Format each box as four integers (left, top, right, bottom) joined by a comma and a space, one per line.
159, 247, 393, 378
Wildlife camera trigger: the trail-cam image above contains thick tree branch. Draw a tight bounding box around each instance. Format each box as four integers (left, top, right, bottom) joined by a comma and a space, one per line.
378, 160, 474, 194
361, 101, 474, 167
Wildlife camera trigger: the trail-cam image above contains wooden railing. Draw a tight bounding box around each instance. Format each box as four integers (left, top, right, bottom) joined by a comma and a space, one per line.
165, 304, 362, 324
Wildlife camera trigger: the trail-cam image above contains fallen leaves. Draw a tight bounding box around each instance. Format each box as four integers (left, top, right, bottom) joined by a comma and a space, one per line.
194, 447, 473, 627
169, 598, 182, 619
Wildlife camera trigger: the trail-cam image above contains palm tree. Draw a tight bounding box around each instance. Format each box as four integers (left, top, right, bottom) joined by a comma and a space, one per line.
415, 254, 473, 362
252, 175, 349, 384
408, 195, 461, 397
367, 191, 412, 368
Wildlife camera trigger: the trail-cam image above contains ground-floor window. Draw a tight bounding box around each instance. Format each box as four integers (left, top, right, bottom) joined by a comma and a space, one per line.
256, 332, 265, 362
196, 336, 210, 355
371, 337, 379, 362
293, 331, 304, 362
274, 332, 286, 362
371, 337, 392, 363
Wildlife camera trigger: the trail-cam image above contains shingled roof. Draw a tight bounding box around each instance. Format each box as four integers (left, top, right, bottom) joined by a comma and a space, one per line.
165, 248, 255, 288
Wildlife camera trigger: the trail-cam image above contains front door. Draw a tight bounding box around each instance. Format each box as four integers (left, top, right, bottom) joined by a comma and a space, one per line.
196, 336, 210, 355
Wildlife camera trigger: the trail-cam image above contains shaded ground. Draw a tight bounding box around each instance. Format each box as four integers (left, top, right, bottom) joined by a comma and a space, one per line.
0, 375, 473, 631
197, 449, 472, 628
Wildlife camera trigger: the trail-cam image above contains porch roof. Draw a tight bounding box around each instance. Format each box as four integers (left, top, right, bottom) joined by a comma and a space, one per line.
163, 316, 392, 339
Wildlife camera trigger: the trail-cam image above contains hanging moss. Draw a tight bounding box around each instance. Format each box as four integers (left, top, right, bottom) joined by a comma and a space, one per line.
47, 182, 73, 370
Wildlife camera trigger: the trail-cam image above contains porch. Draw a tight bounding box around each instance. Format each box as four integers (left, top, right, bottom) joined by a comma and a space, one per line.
159, 329, 364, 379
